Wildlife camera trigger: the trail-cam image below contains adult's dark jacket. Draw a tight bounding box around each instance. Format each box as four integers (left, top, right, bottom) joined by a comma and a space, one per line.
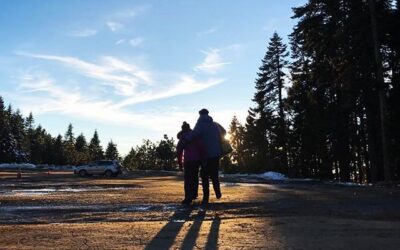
186, 114, 226, 158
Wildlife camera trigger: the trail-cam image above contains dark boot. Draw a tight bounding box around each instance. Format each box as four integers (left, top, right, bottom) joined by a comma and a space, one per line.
215, 189, 222, 199
201, 195, 209, 205
181, 199, 192, 205
202, 186, 209, 205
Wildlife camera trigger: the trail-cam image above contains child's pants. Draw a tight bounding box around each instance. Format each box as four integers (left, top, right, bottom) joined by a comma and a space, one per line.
184, 160, 200, 200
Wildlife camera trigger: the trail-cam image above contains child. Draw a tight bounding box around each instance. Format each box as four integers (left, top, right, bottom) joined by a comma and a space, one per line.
177, 122, 205, 205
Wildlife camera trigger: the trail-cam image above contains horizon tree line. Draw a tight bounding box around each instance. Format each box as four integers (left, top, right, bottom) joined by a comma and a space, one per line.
0, 95, 177, 170
0, 97, 119, 165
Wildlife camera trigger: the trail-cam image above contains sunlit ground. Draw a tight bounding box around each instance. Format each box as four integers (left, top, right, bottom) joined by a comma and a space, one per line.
1, 170, 400, 249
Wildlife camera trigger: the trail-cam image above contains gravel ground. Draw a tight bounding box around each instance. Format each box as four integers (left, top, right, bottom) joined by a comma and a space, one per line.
0, 170, 400, 249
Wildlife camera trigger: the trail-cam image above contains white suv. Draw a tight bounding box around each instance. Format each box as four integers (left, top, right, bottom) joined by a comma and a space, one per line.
74, 160, 122, 177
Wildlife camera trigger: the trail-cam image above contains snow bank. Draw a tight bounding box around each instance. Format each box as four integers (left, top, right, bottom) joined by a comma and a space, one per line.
330, 181, 372, 187
222, 171, 288, 181
260, 171, 288, 180
0, 163, 75, 170
0, 163, 36, 170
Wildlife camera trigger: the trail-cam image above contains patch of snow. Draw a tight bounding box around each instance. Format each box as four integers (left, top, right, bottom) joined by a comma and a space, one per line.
121, 204, 178, 212
0, 203, 180, 214
0, 163, 36, 169
220, 173, 248, 178
290, 178, 316, 182
260, 171, 288, 180
0, 163, 77, 170
222, 182, 240, 187
0, 205, 102, 212
171, 220, 186, 223
222, 171, 288, 181
122, 205, 155, 212
331, 182, 372, 187
162, 204, 179, 211
222, 182, 275, 188
2, 186, 141, 196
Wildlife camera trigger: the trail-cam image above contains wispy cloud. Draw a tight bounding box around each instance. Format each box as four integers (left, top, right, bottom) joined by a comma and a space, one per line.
129, 37, 144, 47
114, 75, 223, 108
15, 71, 229, 134
19, 52, 152, 96
106, 5, 150, 34
107, 21, 123, 32
194, 48, 231, 74
69, 28, 98, 37
18, 72, 90, 114
115, 39, 126, 45
196, 27, 218, 37
10, 69, 236, 155
110, 5, 151, 19
18, 52, 223, 108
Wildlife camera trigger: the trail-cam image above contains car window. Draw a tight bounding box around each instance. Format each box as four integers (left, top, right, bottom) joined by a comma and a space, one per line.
100, 161, 113, 165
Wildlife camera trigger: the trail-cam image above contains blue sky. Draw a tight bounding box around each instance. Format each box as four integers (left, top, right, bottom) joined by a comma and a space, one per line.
0, 0, 306, 155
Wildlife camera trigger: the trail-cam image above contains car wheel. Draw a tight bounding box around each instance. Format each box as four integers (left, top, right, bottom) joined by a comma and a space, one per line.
105, 170, 113, 178
79, 170, 87, 177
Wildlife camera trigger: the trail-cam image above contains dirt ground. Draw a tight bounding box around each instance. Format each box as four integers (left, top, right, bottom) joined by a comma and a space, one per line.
1, 170, 400, 250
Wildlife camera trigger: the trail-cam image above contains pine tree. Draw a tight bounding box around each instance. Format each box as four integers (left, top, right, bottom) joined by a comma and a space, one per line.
105, 140, 119, 160
75, 133, 89, 164
23, 112, 35, 162
53, 134, 66, 165
229, 115, 245, 170
242, 109, 268, 173
9, 109, 27, 162
89, 130, 104, 161
63, 123, 76, 164
244, 32, 289, 173
262, 32, 289, 173
0, 99, 17, 163
123, 147, 138, 170
134, 139, 157, 169
155, 135, 176, 170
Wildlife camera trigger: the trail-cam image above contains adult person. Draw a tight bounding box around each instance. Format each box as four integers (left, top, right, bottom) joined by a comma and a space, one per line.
177, 122, 205, 205
186, 109, 226, 205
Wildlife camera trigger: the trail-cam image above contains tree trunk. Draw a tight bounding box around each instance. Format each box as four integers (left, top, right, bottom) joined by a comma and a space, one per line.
365, 91, 384, 182
368, 0, 392, 181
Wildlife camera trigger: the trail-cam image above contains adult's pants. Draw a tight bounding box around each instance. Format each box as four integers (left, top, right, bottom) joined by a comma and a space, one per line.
200, 157, 221, 199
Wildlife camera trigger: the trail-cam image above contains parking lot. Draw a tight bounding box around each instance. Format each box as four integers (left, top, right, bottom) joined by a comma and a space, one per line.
1, 170, 400, 249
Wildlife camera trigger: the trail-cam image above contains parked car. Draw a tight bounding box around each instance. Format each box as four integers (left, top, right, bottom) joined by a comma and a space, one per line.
73, 160, 122, 177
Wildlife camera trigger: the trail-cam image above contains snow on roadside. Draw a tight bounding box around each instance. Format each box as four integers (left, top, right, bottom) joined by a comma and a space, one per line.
0, 163, 75, 170
222, 171, 288, 181
0, 163, 36, 169
260, 171, 288, 180
221, 171, 372, 187
329, 181, 373, 187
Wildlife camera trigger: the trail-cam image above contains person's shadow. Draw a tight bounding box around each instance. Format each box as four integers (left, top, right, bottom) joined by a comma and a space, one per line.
180, 209, 206, 249
144, 206, 193, 250
145, 206, 220, 250
204, 214, 220, 250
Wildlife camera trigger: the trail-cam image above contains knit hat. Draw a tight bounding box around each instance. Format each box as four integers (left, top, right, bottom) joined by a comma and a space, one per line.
199, 108, 209, 115
181, 121, 190, 130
